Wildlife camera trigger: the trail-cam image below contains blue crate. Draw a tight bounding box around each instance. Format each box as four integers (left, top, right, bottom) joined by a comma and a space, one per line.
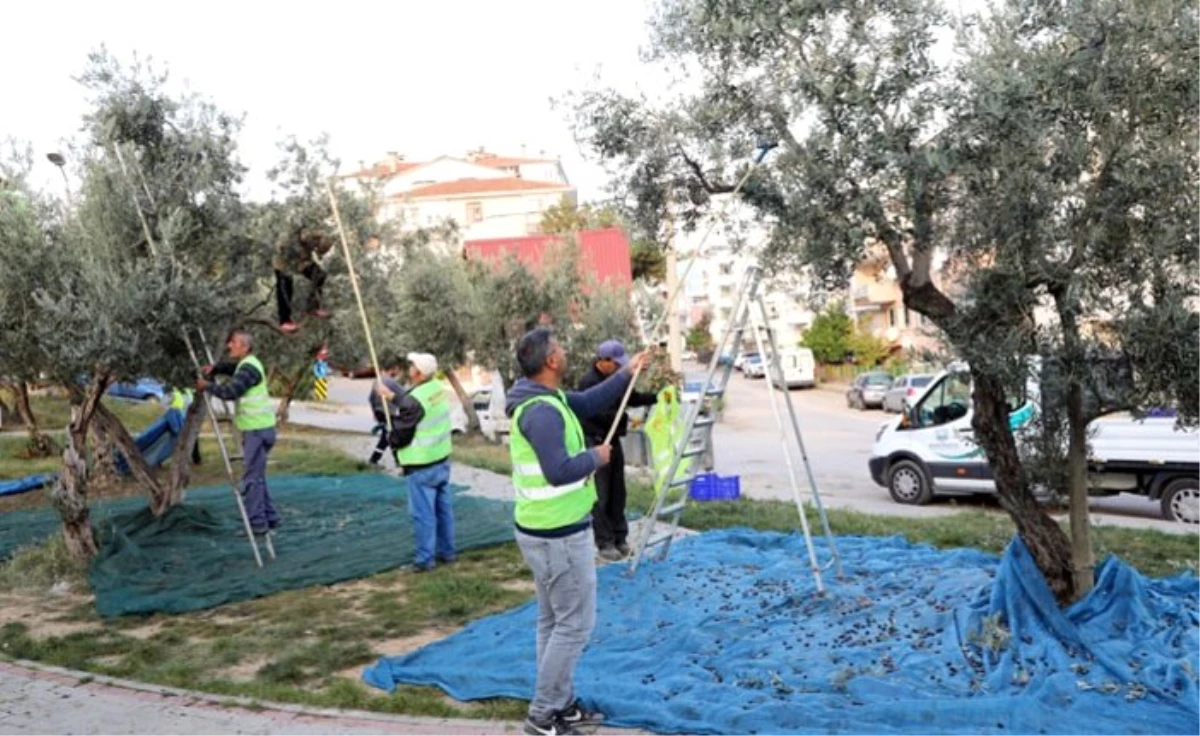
688, 473, 716, 501
713, 474, 741, 501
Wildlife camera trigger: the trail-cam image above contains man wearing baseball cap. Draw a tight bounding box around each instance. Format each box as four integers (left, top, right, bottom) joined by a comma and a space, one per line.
378, 352, 456, 571
576, 339, 659, 562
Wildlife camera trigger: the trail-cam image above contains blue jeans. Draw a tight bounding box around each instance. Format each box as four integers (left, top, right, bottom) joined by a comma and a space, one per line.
406, 461, 455, 569
241, 428, 279, 532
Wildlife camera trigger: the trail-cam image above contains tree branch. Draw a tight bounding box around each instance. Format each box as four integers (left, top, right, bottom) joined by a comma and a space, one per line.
92, 402, 168, 510
675, 145, 735, 194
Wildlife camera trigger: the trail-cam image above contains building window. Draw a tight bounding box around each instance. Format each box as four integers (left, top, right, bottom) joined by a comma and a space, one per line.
904, 307, 911, 327
888, 307, 897, 327
465, 202, 483, 224
719, 263, 733, 276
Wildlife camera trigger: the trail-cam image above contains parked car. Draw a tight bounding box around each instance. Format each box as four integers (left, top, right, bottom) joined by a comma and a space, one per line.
735, 352, 759, 372
882, 374, 933, 413
846, 372, 893, 410
106, 378, 165, 402
742, 354, 766, 378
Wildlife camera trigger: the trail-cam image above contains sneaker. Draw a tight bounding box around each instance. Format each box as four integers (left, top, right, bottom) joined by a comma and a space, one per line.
597, 546, 624, 563
559, 701, 604, 729
523, 715, 580, 736
616, 542, 631, 557
279, 321, 299, 334
309, 308, 330, 319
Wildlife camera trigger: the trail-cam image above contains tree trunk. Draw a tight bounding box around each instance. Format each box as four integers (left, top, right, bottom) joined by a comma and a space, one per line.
92, 402, 169, 516
1055, 292, 1096, 599
444, 368, 481, 433
273, 364, 308, 427
970, 367, 1076, 603
165, 398, 207, 507
89, 422, 119, 488
16, 382, 54, 457
51, 377, 109, 561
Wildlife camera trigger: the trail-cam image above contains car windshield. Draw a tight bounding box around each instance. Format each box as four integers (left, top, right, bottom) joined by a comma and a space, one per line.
865, 374, 892, 386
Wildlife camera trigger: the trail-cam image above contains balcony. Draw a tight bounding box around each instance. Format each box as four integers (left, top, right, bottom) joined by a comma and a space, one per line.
853, 279, 900, 307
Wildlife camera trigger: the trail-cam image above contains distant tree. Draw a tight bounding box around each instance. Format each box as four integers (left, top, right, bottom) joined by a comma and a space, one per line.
389, 249, 481, 430
848, 324, 894, 369
0, 143, 58, 456
686, 311, 714, 353
538, 196, 621, 235
801, 303, 854, 364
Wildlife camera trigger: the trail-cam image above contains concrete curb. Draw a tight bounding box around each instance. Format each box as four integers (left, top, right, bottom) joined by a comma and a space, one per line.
2, 657, 647, 735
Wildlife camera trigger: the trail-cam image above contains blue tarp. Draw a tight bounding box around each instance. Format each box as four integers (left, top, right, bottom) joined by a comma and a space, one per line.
0, 409, 184, 498
0, 473, 56, 498
363, 531, 1199, 735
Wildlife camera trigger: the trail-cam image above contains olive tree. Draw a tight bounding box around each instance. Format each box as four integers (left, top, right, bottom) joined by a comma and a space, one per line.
571, 0, 1197, 601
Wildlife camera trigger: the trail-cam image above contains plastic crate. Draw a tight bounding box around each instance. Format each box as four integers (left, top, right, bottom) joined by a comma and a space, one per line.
713, 474, 741, 501
688, 473, 716, 501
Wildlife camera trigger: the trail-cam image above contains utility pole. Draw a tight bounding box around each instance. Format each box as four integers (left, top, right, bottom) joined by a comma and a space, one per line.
665, 195, 683, 371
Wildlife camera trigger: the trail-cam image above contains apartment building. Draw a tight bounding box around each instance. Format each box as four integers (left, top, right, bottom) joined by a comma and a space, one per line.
345, 148, 576, 245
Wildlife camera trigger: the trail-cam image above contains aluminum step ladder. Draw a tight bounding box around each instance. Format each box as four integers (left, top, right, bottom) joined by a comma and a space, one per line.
182, 326, 275, 567
627, 265, 843, 591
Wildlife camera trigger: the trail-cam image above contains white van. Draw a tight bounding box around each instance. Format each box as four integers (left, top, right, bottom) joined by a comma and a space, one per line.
869, 365, 1199, 523
769, 348, 816, 389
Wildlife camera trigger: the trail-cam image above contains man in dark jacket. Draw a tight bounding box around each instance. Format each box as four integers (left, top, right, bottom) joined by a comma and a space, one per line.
367, 362, 406, 467
576, 340, 658, 561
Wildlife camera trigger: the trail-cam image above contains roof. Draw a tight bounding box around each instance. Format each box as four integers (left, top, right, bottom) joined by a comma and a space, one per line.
463, 227, 632, 288
346, 152, 557, 180
393, 178, 571, 200
467, 154, 557, 168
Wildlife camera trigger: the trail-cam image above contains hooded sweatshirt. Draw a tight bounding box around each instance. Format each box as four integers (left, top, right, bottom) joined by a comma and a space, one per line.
505, 368, 635, 531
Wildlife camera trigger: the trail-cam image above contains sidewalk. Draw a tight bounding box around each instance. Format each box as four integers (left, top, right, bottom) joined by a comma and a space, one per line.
0, 660, 526, 735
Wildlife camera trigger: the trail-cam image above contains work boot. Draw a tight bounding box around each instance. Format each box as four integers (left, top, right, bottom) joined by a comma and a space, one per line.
597, 546, 624, 563
616, 541, 632, 557
523, 715, 580, 736
559, 701, 604, 729
279, 321, 299, 334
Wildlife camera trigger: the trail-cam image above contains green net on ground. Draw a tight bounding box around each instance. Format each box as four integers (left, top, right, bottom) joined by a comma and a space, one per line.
1, 474, 516, 618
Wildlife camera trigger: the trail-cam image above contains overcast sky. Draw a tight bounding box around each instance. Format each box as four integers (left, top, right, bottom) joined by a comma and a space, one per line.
3, 0, 661, 201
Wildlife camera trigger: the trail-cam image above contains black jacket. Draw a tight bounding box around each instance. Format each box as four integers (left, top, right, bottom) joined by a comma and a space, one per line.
576, 364, 657, 442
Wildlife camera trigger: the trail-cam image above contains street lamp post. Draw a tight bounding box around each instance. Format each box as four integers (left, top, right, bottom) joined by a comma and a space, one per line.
46, 152, 72, 208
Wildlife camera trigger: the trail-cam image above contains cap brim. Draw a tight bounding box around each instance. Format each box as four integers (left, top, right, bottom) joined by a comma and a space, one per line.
614, 355, 629, 367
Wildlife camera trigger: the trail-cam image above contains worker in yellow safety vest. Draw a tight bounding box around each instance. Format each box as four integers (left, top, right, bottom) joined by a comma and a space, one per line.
196, 329, 280, 535
503, 327, 651, 735
376, 352, 455, 572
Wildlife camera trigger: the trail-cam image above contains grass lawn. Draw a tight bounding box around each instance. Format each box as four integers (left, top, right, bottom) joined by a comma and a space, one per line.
0, 430, 1195, 721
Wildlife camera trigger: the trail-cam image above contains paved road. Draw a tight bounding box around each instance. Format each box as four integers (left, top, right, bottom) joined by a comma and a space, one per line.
708, 368, 1189, 534
0, 661, 530, 735
291, 374, 1191, 535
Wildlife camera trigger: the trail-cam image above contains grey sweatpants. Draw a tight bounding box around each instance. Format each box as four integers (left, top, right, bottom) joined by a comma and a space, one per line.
514, 525, 597, 721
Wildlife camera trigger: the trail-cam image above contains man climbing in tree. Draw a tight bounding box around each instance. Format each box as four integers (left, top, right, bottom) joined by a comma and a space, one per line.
274, 225, 333, 334
195, 329, 281, 535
